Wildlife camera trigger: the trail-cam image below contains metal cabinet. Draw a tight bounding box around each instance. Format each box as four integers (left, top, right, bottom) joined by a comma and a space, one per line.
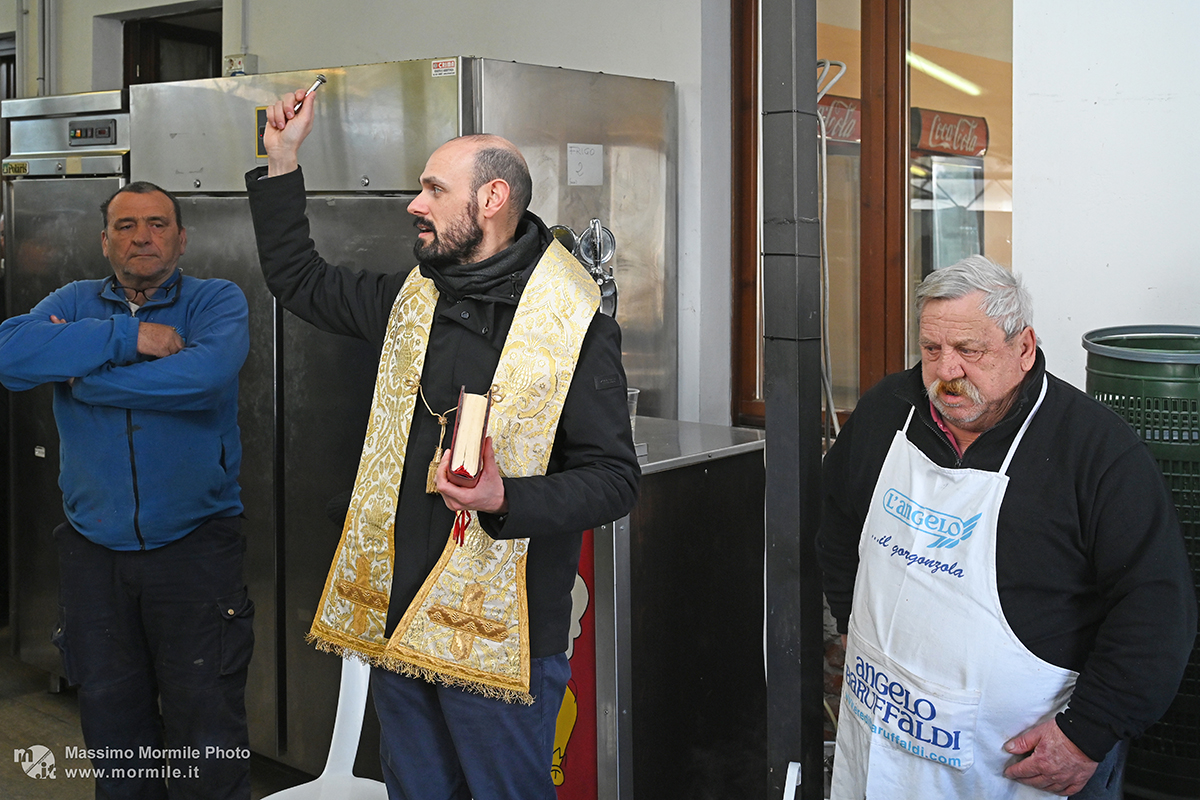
592, 418, 767, 798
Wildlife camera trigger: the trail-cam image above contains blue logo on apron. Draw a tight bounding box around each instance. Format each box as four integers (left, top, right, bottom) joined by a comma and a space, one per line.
882, 489, 981, 548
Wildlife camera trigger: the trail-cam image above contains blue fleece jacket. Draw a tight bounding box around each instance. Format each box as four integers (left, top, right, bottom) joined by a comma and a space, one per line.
0, 269, 248, 550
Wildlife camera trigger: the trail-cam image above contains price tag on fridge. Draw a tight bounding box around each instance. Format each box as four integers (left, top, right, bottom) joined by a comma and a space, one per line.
567, 143, 603, 186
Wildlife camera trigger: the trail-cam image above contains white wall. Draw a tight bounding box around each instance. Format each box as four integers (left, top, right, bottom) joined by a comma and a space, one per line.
2, 0, 733, 424
1014, 1, 1200, 387
0, 2, 15, 36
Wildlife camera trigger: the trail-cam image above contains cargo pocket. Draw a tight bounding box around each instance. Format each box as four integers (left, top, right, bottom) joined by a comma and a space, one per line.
50, 607, 80, 687
215, 588, 255, 676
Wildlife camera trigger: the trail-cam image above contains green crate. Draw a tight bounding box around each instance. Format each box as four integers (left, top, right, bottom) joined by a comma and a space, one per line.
1084, 325, 1200, 799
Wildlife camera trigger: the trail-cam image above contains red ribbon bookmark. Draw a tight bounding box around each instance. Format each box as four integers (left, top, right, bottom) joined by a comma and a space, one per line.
453, 510, 472, 546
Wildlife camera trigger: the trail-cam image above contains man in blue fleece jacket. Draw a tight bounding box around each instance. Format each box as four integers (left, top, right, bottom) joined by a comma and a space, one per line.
0, 181, 253, 800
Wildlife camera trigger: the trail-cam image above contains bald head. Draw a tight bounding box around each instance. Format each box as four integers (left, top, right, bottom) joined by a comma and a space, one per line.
452, 134, 533, 227
408, 134, 534, 265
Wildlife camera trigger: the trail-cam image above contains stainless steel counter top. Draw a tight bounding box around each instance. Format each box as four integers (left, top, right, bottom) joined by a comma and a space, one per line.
633, 416, 766, 475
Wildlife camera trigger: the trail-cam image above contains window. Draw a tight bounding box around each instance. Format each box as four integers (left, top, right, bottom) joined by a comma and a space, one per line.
124, 11, 222, 87
732, 0, 1012, 425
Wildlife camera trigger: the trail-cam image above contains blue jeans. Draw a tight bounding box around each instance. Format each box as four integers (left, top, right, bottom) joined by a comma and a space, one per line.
53, 518, 254, 800
371, 653, 570, 800
1071, 740, 1128, 800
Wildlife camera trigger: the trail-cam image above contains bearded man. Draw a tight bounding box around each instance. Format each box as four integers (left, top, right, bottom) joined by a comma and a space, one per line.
817, 256, 1195, 799
245, 88, 638, 799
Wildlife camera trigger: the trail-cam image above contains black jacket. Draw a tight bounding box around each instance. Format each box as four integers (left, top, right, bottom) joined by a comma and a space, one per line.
246, 166, 640, 657
817, 349, 1196, 761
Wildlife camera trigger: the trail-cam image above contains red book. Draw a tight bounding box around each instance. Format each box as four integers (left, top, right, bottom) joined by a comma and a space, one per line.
447, 387, 491, 488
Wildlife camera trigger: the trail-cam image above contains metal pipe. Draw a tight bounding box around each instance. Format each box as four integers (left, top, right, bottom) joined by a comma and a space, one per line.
36, 0, 44, 96
15, 0, 27, 97
241, 0, 249, 55
34, 0, 55, 96
46, 0, 56, 96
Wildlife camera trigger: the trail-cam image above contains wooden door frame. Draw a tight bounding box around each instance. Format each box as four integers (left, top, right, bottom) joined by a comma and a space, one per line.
731, 0, 910, 426
859, 0, 910, 389
731, 0, 763, 427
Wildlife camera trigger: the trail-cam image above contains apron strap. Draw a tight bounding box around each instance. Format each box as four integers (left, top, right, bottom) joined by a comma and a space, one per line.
901, 406, 916, 433
999, 375, 1048, 476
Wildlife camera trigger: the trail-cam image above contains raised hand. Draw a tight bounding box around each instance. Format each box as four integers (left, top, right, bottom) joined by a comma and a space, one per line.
263, 87, 317, 177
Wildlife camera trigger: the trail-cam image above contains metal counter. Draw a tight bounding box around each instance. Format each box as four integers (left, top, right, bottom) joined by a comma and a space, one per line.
633, 415, 767, 474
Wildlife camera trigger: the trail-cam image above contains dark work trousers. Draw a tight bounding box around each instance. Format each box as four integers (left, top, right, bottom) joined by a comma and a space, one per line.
1070, 740, 1129, 800
53, 517, 254, 800
371, 652, 570, 800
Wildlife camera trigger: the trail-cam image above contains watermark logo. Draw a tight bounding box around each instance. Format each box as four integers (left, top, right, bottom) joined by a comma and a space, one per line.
882, 489, 981, 548
14, 746, 56, 779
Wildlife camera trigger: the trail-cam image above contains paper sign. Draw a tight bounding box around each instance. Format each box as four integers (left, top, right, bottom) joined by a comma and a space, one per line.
567, 143, 603, 186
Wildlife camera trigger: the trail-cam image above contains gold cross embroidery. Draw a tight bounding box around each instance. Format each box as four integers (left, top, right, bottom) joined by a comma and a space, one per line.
427, 583, 510, 661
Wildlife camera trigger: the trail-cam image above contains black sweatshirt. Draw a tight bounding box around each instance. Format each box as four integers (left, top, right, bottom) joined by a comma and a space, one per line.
817, 349, 1196, 761
246, 166, 640, 657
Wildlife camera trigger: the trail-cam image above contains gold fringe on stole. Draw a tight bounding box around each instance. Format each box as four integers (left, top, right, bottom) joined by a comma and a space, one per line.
303, 633, 534, 702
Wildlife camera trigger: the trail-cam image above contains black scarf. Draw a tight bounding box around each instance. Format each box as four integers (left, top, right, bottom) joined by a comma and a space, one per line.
420, 214, 545, 306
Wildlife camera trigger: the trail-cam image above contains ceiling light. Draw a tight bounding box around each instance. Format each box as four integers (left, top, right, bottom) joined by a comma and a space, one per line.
907, 51, 982, 97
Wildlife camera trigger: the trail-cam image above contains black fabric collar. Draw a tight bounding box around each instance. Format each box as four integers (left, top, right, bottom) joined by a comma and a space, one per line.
420, 211, 551, 306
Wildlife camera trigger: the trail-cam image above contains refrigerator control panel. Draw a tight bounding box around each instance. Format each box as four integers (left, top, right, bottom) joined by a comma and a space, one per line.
68, 118, 118, 147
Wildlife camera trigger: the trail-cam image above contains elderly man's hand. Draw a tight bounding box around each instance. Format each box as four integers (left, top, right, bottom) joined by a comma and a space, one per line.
137, 321, 184, 358
1003, 719, 1098, 796
435, 436, 509, 516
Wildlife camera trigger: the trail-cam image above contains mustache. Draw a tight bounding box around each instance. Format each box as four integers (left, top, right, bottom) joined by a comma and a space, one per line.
413, 216, 436, 235
927, 377, 983, 405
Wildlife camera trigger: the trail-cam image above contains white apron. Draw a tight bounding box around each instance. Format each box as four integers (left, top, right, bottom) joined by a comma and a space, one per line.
831, 377, 1078, 799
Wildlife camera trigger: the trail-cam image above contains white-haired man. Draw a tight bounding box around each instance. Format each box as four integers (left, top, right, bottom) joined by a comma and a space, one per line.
818, 256, 1195, 798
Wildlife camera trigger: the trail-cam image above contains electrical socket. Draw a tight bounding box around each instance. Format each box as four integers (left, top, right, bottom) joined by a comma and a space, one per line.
223, 54, 259, 77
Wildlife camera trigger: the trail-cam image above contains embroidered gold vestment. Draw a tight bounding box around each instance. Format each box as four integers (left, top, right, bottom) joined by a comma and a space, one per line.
307, 240, 600, 701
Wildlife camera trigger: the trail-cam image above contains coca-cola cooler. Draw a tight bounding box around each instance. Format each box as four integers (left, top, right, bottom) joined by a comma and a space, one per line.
815, 95, 989, 409
908, 106, 990, 279
816, 95, 989, 281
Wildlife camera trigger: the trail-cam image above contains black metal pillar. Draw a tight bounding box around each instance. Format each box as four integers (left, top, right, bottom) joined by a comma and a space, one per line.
761, 0, 825, 797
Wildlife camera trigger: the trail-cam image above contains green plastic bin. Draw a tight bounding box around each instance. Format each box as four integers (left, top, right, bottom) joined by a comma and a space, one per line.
1083, 325, 1200, 800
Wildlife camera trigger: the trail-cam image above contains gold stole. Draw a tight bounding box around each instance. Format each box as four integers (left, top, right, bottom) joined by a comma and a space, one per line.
307, 240, 599, 702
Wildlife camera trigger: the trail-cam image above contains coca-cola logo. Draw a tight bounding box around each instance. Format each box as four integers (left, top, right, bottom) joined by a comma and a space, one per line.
924, 113, 985, 156
818, 97, 861, 143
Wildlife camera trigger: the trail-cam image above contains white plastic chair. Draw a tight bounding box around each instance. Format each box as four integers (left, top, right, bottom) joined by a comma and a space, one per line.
261, 657, 389, 799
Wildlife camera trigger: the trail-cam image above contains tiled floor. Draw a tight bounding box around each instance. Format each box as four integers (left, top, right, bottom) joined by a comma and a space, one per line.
0, 627, 311, 799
